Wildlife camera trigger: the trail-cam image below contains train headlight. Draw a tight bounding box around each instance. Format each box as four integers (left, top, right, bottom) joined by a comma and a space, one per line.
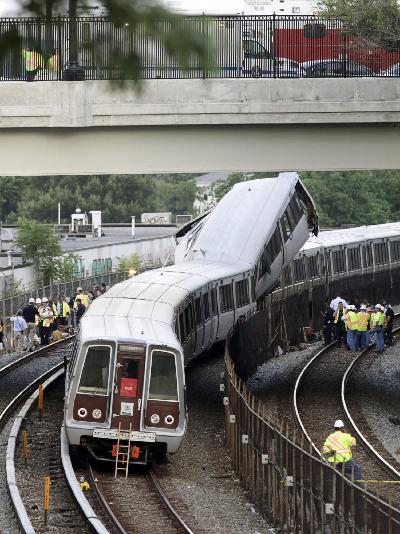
77, 407, 88, 418
165, 415, 174, 425
150, 413, 160, 424
92, 409, 102, 419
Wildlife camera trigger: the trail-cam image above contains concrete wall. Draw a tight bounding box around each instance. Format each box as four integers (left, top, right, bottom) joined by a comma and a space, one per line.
0, 234, 176, 293
1, 79, 400, 174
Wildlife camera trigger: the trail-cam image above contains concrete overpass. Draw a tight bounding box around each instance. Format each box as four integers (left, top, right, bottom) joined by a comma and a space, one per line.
1, 78, 400, 175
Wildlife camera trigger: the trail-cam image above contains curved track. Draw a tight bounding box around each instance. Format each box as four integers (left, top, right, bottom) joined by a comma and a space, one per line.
293, 314, 400, 505
0, 338, 73, 532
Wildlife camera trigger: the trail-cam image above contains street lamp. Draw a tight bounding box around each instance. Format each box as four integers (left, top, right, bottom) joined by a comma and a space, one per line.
63, 0, 85, 81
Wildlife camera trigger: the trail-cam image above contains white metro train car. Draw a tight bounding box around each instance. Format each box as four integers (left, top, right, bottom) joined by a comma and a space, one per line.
64, 173, 318, 464
287, 222, 400, 285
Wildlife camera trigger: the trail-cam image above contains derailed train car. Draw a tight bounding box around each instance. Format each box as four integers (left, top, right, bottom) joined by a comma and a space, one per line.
64, 173, 318, 464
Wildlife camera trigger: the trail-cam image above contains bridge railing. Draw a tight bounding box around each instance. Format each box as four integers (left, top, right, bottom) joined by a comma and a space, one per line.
0, 15, 399, 81
224, 346, 400, 533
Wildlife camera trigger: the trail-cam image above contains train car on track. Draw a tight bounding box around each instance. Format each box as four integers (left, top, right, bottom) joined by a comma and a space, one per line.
64, 173, 318, 465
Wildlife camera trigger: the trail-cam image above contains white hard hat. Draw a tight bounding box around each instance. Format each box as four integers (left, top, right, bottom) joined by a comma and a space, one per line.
375, 304, 381, 309
29, 298, 35, 303
360, 305, 367, 311
42, 296, 48, 303
77, 287, 83, 292
347, 305, 354, 310
334, 419, 344, 428
36, 298, 42, 304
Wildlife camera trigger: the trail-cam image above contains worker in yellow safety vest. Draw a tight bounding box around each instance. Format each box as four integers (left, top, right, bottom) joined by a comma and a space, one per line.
322, 419, 361, 480
55, 295, 70, 327
356, 305, 369, 351
333, 302, 347, 347
344, 304, 358, 352
366, 303, 385, 353
74, 287, 90, 309
38, 297, 54, 346
22, 47, 43, 81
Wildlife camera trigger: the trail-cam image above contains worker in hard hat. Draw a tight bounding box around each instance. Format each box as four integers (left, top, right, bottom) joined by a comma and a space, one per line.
366, 304, 385, 353
74, 287, 90, 309
322, 419, 361, 481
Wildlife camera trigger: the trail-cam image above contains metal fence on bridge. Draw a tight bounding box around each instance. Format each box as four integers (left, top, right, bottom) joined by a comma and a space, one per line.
1, 15, 400, 81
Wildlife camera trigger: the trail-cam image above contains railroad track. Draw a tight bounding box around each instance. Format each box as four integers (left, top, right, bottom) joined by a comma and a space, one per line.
79, 464, 193, 534
0, 337, 74, 532
293, 313, 400, 506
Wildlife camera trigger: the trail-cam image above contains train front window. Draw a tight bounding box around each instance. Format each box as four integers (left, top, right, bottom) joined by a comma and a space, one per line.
78, 345, 111, 395
149, 350, 178, 401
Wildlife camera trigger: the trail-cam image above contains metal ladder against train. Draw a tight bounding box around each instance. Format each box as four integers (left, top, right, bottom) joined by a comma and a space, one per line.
114, 422, 132, 479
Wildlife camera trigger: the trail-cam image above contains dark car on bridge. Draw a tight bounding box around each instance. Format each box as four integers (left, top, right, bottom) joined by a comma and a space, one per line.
302, 59, 376, 78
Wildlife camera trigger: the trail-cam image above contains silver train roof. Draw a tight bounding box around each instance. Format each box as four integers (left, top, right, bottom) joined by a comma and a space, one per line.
300, 222, 400, 253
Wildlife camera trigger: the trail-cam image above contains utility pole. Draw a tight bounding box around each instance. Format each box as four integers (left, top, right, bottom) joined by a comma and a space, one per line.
63, 0, 85, 80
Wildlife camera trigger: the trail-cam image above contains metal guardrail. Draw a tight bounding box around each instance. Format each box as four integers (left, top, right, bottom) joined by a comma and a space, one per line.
224, 347, 400, 534
1, 15, 400, 81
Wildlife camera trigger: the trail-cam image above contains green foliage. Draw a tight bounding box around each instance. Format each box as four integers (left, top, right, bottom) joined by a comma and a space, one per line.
15, 218, 82, 283
116, 253, 141, 274
300, 171, 400, 227
318, 0, 400, 50
0, 174, 198, 224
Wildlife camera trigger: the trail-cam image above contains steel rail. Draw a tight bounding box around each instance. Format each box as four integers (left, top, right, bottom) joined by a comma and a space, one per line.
0, 337, 73, 427
341, 314, 400, 480
87, 463, 128, 534
292, 340, 336, 457
148, 470, 194, 534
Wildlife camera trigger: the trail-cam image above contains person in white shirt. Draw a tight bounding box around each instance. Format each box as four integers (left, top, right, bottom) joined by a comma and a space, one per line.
10, 310, 28, 354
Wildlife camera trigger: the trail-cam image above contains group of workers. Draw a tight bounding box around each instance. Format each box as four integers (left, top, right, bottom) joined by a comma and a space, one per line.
4, 284, 106, 354
323, 296, 394, 353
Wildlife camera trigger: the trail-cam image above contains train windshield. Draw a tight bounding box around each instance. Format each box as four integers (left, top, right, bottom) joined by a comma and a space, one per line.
148, 350, 178, 401
78, 345, 111, 395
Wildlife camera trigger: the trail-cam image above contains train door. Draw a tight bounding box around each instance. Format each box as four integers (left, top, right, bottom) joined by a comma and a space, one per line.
209, 286, 219, 346
111, 344, 146, 431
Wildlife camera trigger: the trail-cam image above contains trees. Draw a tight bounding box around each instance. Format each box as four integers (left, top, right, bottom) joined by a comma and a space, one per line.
15, 218, 81, 283
318, 0, 400, 50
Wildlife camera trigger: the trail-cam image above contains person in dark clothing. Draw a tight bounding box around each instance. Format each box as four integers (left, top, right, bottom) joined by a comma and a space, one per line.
322, 305, 335, 345
333, 302, 347, 347
22, 298, 39, 351
0, 318, 4, 350
75, 298, 86, 326
383, 301, 394, 346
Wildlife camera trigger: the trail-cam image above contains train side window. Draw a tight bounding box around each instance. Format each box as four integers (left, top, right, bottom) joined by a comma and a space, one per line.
148, 350, 178, 401
250, 275, 256, 302
293, 258, 306, 282
375, 242, 389, 265
308, 256, 318, 278
194, 297, 202, 327
68, 338, 80, 381
259, 225, 282, 278
235, 279, 250, 307
211, 288, 218, 315
348, 247, 361, 270
184, 305, 193, 335
203, 292, 210, 320
179, 312, 186, 341
333, 250, 346, 274
220, 283, 234, 312
390, 240, 400, 261
365, 244, 373, 267
280, 213, 291, 242
286, 195, 303, 231
78, 345, 111, 395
